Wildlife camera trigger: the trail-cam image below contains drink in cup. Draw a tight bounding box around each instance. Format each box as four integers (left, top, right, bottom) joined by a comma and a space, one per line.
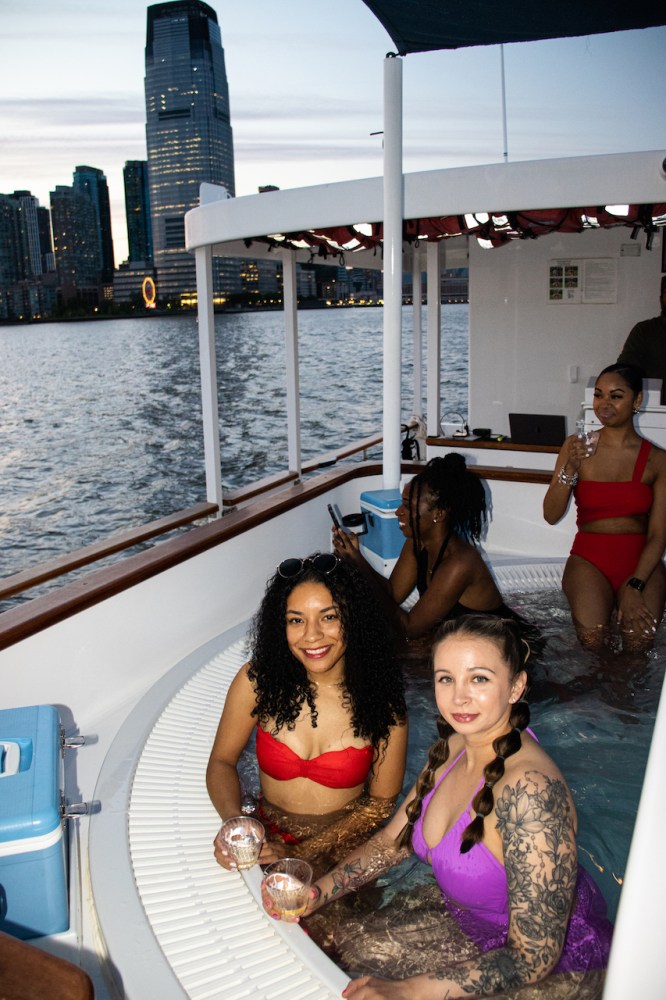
578, 428, 600, 457
262, 859, 313, 919
219, 816, 265, 869
576, 418, 600, 458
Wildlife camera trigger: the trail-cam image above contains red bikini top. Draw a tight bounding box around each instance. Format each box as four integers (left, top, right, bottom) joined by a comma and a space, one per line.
255, 726, 374, 789
575, 438, 653, 527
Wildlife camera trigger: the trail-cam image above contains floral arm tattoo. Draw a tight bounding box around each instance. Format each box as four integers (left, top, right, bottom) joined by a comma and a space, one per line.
427, 771, 577, 996
316, 830, 410, 907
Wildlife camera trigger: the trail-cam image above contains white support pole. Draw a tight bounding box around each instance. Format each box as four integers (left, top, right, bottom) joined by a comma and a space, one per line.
280, 248, 301, 477
382, 54, 404, 490
195, 244, 223, 510
412, 247, 423, 415
426, 240, 442, 437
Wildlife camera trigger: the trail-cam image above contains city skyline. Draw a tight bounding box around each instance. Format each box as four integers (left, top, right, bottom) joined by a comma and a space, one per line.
1, 1, 665, 265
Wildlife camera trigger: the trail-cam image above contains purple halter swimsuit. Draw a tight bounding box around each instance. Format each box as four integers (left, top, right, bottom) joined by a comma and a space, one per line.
411, 747, 612, 973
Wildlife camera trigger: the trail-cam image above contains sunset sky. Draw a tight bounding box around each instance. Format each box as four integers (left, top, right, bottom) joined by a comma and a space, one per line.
1, 1, 664, 263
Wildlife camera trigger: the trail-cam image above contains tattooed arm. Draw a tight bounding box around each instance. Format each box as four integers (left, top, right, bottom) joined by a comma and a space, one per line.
342, 770, 578, 999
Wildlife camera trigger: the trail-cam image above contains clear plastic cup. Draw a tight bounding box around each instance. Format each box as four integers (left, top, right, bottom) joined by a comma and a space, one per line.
219, 816, 265, 869
578, 428, 600, 458
262, 858, 313, 919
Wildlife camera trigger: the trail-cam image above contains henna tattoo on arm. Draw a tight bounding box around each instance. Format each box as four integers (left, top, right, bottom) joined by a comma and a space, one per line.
426, 772, 577, 995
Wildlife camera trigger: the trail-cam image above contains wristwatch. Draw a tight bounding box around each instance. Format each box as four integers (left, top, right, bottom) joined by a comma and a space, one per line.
627, 577, 646, 592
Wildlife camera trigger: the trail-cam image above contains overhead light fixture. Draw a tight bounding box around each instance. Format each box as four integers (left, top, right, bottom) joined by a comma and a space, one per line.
604, 204, 629, 216
477, 237, 494, 250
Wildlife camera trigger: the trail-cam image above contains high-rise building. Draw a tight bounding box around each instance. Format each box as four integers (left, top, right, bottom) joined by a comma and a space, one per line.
73, 165, 115, 285
50, 184, 102, 304
11, 191, 43, 278
37, 205, 55, 273
123, 160, 153, 264
0, 192, 58, 319
144, 0, 237, 304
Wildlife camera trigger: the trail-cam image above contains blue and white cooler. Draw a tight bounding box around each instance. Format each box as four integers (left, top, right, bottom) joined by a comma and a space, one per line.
0, 705, 68, 940
359, 488, 404, 575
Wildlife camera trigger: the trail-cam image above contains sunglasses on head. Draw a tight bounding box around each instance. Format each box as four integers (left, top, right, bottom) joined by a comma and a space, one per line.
277, 553, 339, 579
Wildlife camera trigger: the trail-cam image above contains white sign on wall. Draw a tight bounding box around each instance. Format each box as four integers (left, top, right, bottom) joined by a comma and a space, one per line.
548, 257, 618, 304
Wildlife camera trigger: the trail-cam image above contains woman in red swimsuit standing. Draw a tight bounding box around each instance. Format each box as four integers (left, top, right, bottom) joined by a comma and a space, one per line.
207, 553, 408, 873
544, 363, 666, 651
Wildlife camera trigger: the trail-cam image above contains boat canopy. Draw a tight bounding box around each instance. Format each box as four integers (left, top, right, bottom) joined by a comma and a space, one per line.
362, 0, 665, 55
186, 152, 666, 268
212, 204, 666, 261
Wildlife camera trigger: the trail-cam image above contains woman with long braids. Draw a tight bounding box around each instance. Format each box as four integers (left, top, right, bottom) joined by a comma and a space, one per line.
264, 616, 612, 999
333, 454, 533, 651
207, 553, 408, 875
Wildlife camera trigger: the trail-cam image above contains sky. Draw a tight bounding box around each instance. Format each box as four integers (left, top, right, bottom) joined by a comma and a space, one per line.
1, 1, 664, 265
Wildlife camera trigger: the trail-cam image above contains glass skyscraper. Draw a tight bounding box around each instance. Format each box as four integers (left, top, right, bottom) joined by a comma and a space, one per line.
123, 160, 153, 264
145, 0, 237, 304
72, 165, 115, 285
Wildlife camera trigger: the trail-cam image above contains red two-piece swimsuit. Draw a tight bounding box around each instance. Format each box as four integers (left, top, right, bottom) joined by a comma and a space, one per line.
255, 726, 375, 844
571, 438, 653, 591
255, 726, 374, 789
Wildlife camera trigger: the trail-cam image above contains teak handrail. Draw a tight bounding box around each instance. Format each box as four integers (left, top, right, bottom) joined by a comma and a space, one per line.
0, 502, 218, 601
0, 461, 550, 651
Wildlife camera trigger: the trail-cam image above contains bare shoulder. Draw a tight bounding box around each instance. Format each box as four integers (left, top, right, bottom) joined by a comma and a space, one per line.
503, 732, 568, 789
224, 661, 257, 708
647, 440, 666, 474
499, 734, 576, 826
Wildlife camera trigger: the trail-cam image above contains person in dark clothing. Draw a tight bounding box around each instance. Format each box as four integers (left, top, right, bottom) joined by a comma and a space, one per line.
618, 276, 666, 401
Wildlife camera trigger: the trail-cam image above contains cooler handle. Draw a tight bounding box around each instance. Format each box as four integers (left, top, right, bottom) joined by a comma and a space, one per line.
0, 741, 21, 777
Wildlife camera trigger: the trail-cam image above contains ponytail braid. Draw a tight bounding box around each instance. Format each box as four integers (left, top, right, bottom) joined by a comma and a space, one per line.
460, 699, 530, 854
395, 716, 452, 850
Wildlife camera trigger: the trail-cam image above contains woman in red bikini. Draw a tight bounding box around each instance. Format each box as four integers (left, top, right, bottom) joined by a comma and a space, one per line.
207, 553, 408, 873
544, 363, 666, 651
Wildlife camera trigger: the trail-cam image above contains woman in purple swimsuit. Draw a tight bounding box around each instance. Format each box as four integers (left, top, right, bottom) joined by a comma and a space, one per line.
544, 362, 666, 652
266, 615, 612, 999
207, 553, 408, 874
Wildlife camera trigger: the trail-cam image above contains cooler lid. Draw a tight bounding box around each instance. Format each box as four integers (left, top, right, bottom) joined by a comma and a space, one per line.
0, 705, 61, 842
359, 488, 402, 511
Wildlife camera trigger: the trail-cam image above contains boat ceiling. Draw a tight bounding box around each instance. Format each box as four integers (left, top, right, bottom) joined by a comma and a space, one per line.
215, 202, 666, 266
361, 1, 665, 54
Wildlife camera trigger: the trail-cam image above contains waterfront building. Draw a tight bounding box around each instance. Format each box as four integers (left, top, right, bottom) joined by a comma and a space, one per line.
11, 191, 43, 279
0, 191, 58, 320
37, 205, 55, 274
144, 0, 239, 305
73, 165, 115, 286
123, 160, 153, 265
50, 184, 102, 306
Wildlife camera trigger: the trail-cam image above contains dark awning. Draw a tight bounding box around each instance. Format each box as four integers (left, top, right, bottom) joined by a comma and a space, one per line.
362, 1, 665, 55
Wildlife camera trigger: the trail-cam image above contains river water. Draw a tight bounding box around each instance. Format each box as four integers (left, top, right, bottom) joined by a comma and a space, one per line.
0, 305, 467, 582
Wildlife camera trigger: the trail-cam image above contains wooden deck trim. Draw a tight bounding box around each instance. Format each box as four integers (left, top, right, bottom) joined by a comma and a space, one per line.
428, 435, 560, 454
0, 502, 219, 601
0, 461, 547, 650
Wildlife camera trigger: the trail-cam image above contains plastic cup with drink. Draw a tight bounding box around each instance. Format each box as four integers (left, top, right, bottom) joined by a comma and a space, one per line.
218, 816, 265, 869
262, 858, 313, 920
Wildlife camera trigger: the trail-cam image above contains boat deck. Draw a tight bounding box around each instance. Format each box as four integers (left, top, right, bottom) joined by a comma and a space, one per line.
90, 561, 565, 999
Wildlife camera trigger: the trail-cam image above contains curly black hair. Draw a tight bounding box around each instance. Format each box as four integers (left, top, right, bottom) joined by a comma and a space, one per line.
407, 453, 487, 555
246, 554, 406, 750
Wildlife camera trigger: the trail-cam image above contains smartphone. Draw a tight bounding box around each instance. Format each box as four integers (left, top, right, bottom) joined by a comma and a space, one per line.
327, 503, 342, 530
